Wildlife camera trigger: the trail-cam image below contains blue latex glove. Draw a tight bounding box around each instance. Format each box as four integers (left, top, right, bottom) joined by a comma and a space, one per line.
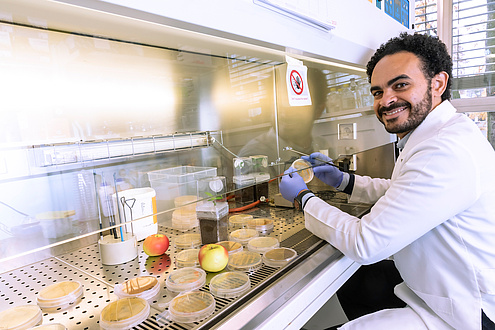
279, 167, 308, 202
301, 152, 344, 188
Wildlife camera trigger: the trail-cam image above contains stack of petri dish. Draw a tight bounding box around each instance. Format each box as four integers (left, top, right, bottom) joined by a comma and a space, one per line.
114, 276, 160, 302
227, 251, 262, 273
228, 214, 253, 229
209, 272, 250, 298
229, 228, 258, 246
263, 247, 297, 268
100, 297, 150, 329
166, 267, 206, 295
167, 291, 215, 323
172, 195, 199, 231
36, 281, 84, 312
175, 233, 202, 250
175, 249, 200, 268
247, 237, 279, 254
216, 241, 243, 255
0, 305, 42, 329
247, 218, 274, 234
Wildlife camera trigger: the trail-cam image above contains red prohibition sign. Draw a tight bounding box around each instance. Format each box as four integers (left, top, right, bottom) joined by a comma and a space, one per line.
290, 70, 304, 95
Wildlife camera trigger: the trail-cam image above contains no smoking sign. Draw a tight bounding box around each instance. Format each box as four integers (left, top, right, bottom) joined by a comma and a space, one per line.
286, 64, 311, 106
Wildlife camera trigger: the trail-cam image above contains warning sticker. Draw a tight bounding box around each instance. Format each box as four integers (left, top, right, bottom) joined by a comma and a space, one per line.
286, 64, 311, 106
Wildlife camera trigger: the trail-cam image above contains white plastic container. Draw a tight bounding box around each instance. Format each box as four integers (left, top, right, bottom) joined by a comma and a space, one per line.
35, 210, 75, 239
112, 187, 157, 241
98, 233, 138, 265
0, 305, 42, 329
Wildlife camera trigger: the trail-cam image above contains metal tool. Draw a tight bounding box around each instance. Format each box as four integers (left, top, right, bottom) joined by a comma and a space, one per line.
283, 146, 346, 171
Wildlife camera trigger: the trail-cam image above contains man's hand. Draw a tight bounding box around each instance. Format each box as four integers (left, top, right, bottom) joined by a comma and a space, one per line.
302, 152, 343, 188
279, 167, 308, 202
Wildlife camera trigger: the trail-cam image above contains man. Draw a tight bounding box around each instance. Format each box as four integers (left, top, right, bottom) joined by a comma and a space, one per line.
280, 33, 495, 329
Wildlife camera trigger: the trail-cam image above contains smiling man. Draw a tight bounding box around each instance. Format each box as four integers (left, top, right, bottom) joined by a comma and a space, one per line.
279, 33, 495, 329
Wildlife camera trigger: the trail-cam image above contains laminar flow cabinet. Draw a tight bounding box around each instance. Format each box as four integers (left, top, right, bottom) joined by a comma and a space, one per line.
0, 1, 409, 328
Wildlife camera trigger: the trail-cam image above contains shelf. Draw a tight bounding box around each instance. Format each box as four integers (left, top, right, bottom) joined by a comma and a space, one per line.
30, 132, 212, 167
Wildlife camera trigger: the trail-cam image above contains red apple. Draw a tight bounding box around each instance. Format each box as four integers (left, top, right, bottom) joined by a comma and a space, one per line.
198, 244, 229, 272
143, 234, 169, 256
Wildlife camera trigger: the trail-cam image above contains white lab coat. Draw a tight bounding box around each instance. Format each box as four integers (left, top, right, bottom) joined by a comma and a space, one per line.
304, 101, 495, 329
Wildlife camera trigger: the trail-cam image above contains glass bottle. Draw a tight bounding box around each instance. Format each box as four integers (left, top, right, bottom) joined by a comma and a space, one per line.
326, 87, 342, 113
341, 83, 357, 110
357, 79, 374, 107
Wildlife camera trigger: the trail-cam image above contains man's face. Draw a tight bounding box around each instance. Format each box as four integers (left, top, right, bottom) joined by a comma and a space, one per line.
370, 52, 433, 138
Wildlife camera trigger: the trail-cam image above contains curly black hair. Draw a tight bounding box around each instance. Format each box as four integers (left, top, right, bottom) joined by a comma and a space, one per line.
366, 32, 452, 101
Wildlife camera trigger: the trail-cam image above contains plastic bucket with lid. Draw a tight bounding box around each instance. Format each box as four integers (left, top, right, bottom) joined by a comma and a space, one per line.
112, 188, 157, 241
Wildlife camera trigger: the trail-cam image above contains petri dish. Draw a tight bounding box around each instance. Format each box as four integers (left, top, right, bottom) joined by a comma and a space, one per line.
247, 218, 274, 233
168, 291, 215, 323
172, 210, 199, 231
174, 195, 197, 209
100, 297, 150, 330
228, 214, 253, 228
229, 229, 259, 245
227, 251, 262, 273
209, 272, 251, 299
175, 249, 200, 268
30, 324, 67, 330
263, 247, 298, 268
166, 267, 206, 294
175, 233, 202, 250
291, 159, 314, 183
216, 241, 243, 255
37, 281, 83, 312
0, 305, 42, 329
247, 237, 280, 254
114, 276, 160, 302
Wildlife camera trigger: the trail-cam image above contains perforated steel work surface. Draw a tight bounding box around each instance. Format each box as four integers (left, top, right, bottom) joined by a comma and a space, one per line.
0, 205, 320, 329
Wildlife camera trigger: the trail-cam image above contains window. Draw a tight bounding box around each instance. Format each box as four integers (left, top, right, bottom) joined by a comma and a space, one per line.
414, 0, 495, 148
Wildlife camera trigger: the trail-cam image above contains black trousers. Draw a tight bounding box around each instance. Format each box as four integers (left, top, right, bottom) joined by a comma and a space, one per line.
333, 260, 495, 329
337, 260, 405, 321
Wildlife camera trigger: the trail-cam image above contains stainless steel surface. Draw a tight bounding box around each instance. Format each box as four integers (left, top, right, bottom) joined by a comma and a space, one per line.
0, 197, 369, 329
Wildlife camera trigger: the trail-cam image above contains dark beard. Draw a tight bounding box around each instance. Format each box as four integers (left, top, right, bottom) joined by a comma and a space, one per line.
378, 86, 433, 135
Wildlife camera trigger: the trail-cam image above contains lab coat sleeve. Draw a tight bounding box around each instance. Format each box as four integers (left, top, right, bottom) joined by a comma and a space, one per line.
348, 175, 391, 204
304, 132, 479, 264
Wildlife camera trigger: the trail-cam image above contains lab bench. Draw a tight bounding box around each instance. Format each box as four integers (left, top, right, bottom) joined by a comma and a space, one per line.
0, 194, 368, 329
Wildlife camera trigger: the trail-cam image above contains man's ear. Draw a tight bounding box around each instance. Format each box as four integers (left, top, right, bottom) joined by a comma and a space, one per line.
432, 71, 449, 98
